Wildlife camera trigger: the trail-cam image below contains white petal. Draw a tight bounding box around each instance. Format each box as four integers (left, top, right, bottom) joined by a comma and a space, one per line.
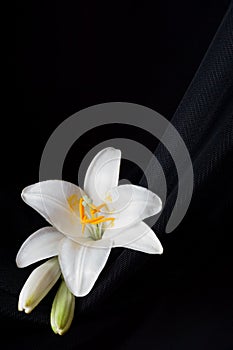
58, 238, 112, 297
103, 221, 163, 254
84, 147, 121, 205
68, 236, 113, 249
102, 185, 162, 230
21, 180, 85, 238
16, 227, 64, 268
18, 258, 61, 313
123, 224, 163, 254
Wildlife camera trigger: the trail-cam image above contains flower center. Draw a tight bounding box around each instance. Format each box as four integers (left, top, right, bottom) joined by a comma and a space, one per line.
67, 194, 115, 239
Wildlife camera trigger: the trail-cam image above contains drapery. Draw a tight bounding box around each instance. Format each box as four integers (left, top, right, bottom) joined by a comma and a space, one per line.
1, 1, 233, 349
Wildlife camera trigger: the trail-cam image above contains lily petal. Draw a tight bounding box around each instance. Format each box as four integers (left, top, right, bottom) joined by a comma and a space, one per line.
21, 180, 85, 238
124, 230, 163, 254
68, 235, 114, 249
16, 227, 64, 268
84, 147, 121, 205
58, 238, 112, 297
103, 221, 163, 254
102, 184, 162, 230
123, 223, 163, 254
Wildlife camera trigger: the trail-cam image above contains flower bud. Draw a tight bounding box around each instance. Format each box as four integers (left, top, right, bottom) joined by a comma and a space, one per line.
18, 257, 61, 314
50, 280, 75, 335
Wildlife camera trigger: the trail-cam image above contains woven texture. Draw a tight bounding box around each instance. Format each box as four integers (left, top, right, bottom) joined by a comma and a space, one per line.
1, 1, 233, 349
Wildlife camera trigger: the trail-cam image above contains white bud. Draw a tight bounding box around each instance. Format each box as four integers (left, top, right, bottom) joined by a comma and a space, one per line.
18, 258, 60, 313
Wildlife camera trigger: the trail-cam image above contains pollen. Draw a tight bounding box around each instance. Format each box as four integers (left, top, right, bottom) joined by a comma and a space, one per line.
78, 196, 115, 234
90, 203, 107, 215
105, 194, 113, 202
67, 194, 80, 215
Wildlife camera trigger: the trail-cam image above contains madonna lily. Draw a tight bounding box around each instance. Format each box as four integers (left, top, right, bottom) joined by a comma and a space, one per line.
16, 147, 163, 297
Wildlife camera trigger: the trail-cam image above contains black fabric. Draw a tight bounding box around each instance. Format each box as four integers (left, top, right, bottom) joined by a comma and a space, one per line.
78, 0, 233, 314
2, 1, 233, 349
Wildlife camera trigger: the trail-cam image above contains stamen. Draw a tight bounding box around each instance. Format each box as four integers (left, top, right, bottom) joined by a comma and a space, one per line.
95, 203, 107, 211
90, 203, 108, 215
67, 194, 115, 237
79, 198, 84, 220
82, 216, 105, 224
90, 209, 95, 218
92, 217, 115, 225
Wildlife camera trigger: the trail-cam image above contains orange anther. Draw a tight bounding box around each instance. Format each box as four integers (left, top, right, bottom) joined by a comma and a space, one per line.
79, 198, 84, 220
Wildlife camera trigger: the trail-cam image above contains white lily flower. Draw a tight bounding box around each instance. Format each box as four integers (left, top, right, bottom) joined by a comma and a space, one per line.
16, 147, 163, 297
18, 257, 61, 313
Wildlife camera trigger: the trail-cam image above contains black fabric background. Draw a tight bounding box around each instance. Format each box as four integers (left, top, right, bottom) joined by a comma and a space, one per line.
2, 1, 233, 349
